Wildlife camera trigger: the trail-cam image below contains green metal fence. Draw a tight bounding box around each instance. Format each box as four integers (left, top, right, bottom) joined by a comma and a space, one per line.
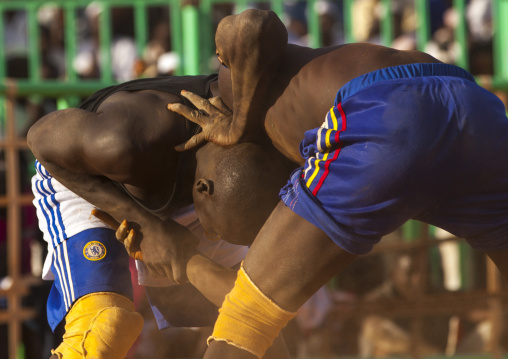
0, 0, 507, 96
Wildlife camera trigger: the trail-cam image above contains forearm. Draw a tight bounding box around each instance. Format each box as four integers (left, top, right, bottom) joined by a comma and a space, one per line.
29, 106, 197, 283
230, 70, 272, 142
35, 153, 154, 229
36, 153, 198, 282
217, 10, 288, 143
28, 109, 157, 228
186, 254, 237, 307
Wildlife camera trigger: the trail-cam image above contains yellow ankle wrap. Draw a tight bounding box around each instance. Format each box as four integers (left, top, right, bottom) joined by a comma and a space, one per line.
51, 292, 143, 359
208, 266, 296, 358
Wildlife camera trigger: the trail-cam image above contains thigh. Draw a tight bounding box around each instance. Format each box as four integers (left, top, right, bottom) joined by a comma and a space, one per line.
484, 249, 508, 283
283, 86, 440, 255
47, 228, 132, 330
245, 202, 358, 312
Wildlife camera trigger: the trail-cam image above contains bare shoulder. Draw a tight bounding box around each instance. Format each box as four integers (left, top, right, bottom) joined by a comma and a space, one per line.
98, 89, 183, 113
289, 43, 439, 99
286, 43, 441, 102
81, 88, 191, 179
96, 89, 188, 142
89, 89, 192, 193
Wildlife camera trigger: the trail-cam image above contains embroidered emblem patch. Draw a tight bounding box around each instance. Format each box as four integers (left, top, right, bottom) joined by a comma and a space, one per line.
83, 241, 107, 261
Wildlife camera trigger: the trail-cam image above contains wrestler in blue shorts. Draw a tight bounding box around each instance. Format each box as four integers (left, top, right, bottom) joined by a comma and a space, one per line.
281, 63, 508, 254
165, 10, 508, 358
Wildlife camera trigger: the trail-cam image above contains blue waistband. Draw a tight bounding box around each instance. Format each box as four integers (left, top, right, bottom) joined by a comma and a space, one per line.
337, 63, 476, 103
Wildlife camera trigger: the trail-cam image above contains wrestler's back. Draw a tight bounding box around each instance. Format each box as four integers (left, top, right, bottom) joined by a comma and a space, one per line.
94, 89, 191, 207
264, 43, 441, 164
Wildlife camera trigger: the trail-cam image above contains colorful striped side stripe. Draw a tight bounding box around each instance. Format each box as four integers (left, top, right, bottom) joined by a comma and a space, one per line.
304, 103, 347, 195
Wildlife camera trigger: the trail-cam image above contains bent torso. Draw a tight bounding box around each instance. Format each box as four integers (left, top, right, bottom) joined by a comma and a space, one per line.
264, 43, 441, 164
96, 89, 194, 209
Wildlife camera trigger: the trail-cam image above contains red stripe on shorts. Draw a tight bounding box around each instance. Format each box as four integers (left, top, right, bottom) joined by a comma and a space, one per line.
312, 103, 347, 196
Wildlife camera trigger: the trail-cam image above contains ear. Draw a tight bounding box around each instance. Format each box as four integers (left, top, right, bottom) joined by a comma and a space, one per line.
195, 178, 214, 195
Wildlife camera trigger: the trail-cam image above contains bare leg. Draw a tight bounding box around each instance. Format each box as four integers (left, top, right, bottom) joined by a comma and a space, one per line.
484, 248, 508, 283
205, 341, 256, 359
244, 202, 358, 311
205, 202, 358, 358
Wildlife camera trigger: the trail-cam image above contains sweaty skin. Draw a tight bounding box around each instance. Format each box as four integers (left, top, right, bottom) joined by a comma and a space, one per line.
29, 79, 295, 357
29, 87, 205, 359
173, 10, 441, 163
168, 9, 508, 359
171, 10, 288, 151
28, 89, 201, 283
192, 142, 296, 246
93, 138, 295, 359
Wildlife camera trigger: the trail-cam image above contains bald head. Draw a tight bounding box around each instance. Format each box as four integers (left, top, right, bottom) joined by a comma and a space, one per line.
193, 142, 296, 245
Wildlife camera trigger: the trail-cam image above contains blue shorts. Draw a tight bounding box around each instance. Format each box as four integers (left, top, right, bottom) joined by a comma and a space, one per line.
280, 63, 508, 255
47, 228, 223, 331
47, 228, 132, 330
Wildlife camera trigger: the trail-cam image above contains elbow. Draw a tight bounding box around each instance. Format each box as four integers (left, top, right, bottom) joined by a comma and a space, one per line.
26, 120, 45, 160
84, 131, 138, 177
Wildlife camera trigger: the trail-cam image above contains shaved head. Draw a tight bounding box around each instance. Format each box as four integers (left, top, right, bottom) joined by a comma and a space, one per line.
193, 142, 296, 245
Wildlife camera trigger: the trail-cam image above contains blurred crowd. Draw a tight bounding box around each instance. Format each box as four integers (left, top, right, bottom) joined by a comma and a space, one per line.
2, 0, 500, 80
1, 1, 507, 358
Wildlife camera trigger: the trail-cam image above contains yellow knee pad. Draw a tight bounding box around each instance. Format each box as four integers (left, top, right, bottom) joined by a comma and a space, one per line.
208, 265, 296, 358
51, 292, 143, 359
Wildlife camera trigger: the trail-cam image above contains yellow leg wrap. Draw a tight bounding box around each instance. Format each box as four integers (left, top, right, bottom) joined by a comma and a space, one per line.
51, 292, 143, 359
208, 265, 296, 358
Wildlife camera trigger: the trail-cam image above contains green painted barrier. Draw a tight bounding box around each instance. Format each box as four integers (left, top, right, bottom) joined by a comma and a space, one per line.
453, 0, 469, 71
2, 0, 508, 99
494, 0, 508, 80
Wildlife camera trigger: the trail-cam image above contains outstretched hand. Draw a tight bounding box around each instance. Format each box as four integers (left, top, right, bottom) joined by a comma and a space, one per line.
168, 91, 239, 151
91, 209, 199, 283
91, 209, 143, 260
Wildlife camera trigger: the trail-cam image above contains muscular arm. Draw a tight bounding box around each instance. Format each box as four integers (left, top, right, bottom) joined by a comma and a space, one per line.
215, 10, 288, 142
187, 254, 237, 307
170, 10, 288, 149
109, 213, 289, 358
27, 98, 198, 282
27, 107, 147, 221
